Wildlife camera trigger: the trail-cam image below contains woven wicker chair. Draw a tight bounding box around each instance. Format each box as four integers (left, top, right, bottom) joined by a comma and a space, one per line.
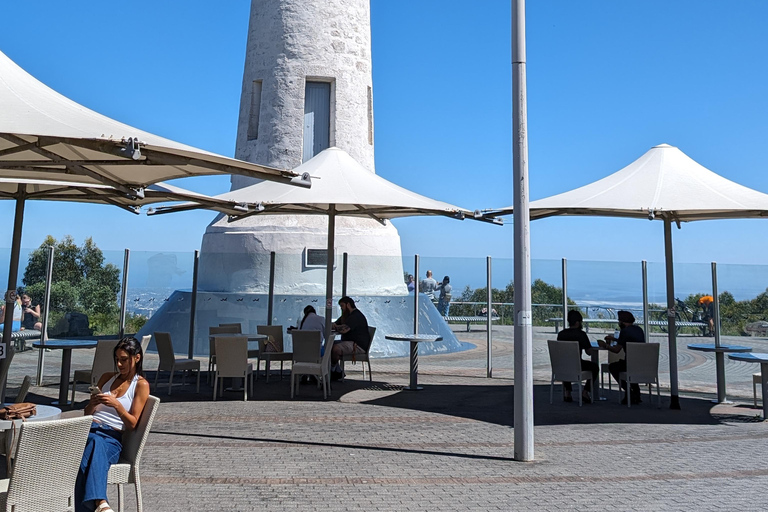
208, 325, 241, 384
340, 326, 376, 381
72, 339, 119, 403
107, 395, 160, 512
256, 325, 291, 382
0, 415, 93, 512
213, 337, 254, 401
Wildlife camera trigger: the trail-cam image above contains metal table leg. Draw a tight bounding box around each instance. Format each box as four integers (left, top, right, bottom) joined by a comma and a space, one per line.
404, 340, 422, 391
52, 348, 72, 406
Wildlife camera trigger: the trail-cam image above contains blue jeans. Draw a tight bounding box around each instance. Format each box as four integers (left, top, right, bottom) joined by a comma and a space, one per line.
438, 301, 450, 317
76, 423, 123, 512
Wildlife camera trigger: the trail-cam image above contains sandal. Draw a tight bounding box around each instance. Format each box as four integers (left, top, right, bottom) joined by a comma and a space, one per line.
96, 502, 114, 512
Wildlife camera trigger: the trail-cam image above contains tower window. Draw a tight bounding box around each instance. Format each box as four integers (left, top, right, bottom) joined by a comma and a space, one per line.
303, 81, 331, 162
247, 80, 262, 141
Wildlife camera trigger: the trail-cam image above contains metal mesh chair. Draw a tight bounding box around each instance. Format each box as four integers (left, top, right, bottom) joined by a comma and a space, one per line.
107, 395, 160, 512
153, 332, 200, 395
72, 339, 118, 402
0, 415, 92, 512
340, 326, 376, 381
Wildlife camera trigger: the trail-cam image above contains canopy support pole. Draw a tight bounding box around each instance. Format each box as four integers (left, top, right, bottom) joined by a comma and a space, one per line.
324, 206, 336, 354
36, 245, 55, 385
512, 0, 534, 461
1, 188, 26, 401
118, 249, 130, 339
267, 252, 276, 326
664, 217, 681, 409
187, 250, 199, 359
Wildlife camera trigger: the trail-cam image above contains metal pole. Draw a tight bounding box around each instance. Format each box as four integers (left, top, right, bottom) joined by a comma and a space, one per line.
118, 249, 130, 339
323, 207, 336, 351
187, 250, 199, 359
1, 190, 26, 401
267, 251, 276, 326
664, 217, 681, 409
712, 261, 727, 403
561, 258, 568, 329
512, 0, 534, 461
642, 260, 649, 343
36, 245, 55, 385
413, 255, 420, 336
342, 252, 348, 298
486, 256, 493, 378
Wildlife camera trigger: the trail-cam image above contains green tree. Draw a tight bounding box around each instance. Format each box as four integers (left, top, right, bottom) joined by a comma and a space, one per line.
21, 236, 124, 335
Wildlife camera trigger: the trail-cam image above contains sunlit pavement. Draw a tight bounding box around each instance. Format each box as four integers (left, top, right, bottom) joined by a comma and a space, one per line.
8, 325, 767, 511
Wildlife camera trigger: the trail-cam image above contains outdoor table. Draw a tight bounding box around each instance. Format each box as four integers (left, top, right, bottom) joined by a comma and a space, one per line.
0, 403, 61, 456
688, 343, 752, 403
727, 352, 768, 419
384, 334, 442, 391
32, 339, 97, 406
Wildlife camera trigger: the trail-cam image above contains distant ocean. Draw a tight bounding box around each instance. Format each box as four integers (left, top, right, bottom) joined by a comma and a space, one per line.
2, 249, 767, 314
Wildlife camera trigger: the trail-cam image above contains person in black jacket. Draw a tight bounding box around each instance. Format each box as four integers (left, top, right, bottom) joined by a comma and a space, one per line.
331, 297, 371, 381
557, 310, 598, 403
599, 310, 645, 404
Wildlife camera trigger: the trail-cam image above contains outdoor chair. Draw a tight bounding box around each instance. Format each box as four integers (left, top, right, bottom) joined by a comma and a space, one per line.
290, 330, 322, 399
15, 376, 31, 404
619, 342, 661, 408
600, 348, 624, 393
340, 326, 376, 381
153, 332, 200, 395
213, 336, 253, 401
0, 415, 92, 512
291, 330, 334, 399
71, 339, 119, 403
547, 339, 594, 407
256, 325, 292, 383
140, 335, 151, 355
218, 323, 242, 331
107, 395, 160, 512
208, 325, 241, 384
753, 372, 762, 407
0, 376, 34, 460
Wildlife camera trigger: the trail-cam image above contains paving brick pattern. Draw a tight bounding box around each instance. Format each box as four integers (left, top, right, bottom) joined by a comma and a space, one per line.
5, 326, 768, 511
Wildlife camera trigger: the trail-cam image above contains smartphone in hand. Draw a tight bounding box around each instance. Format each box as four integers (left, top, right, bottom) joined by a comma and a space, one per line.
88, 385, 101, 396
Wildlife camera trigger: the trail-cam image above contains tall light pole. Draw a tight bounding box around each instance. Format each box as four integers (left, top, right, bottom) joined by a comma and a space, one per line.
512, 0, 534, 461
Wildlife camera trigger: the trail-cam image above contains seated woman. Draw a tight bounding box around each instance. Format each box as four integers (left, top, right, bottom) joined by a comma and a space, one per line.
298, 305, 326, 384
77, 337, 150, 512
20, 293, 42, 331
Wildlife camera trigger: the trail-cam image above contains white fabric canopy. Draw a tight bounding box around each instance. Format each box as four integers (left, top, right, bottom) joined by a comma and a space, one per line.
0, 50, 302, 191
489, 144, 768, 221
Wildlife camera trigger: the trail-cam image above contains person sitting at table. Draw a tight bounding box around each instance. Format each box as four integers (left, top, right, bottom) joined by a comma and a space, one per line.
331, 296, 371, 381
19, 293, 42, 331
557, 310, 598, 403
599, 310, 645, 405
298, 305, 326, 385
77, 336, 150, 512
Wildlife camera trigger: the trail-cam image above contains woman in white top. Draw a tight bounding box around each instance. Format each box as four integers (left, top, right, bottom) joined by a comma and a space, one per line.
77, 337, 150, 512
298, 305, 326, 385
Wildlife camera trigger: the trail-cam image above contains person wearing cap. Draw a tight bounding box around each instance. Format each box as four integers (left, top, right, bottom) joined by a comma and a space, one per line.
698, 295, 715, 336
556, 310, 598, 403
599, 310, 645, 404
436, 276, 452, 317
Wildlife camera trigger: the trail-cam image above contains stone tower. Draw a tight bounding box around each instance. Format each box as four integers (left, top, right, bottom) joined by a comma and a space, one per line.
198, 0, 407, 296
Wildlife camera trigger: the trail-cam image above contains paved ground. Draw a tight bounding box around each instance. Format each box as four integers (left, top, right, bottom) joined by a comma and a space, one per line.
6, 326, 768, 511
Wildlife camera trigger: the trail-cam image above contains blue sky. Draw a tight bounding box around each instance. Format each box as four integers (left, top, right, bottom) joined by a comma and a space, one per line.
1, 0, 767, 265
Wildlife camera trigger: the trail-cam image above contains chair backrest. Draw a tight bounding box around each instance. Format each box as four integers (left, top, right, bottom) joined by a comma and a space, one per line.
367, 326, 377, 352
214, 336, 248, 377
91, 339, 119, 385
210, 325, 240, 335
625, 342, 660, 382
320, 328, 335, 371
154, 332, 176, 364
15, 375, 31, 403
547, 340, 583, 381
6, 415, 93, 511
218, 323, 242, 332
257, 325, 284, 351
140, 335, 152, 354
291, 330, 322, 364
119, 395, 160, 466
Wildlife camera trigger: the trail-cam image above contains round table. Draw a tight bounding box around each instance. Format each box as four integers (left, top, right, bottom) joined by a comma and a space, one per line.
384, 334, 443, 391
32, 339, 98, 406
688, 343, 752, 404
727, 352, 768, 419
0, 404, 62, 456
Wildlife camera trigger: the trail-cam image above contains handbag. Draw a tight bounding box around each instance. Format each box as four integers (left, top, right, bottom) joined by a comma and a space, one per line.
0, 402, 37, 421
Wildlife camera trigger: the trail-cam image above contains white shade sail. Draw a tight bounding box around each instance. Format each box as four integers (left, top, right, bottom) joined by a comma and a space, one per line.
488, 144, 768, 221
0, 50, 304, 194
151, 146, 486, 221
